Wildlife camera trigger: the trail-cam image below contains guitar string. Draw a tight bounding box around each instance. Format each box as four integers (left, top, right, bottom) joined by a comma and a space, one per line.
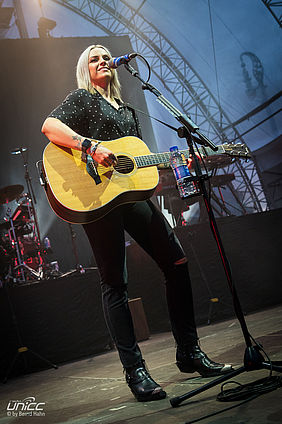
93, 145, 246, 173
113, 148, 245, 165
91, 144, 243, 167
96, 147, 244, 167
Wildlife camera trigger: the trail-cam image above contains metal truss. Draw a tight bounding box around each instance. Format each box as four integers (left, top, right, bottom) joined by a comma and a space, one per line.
51, 0, 268, 215
261, 0, 282, 28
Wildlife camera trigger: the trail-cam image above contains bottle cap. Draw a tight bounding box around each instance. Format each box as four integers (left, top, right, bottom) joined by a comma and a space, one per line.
169, 146, 179, 152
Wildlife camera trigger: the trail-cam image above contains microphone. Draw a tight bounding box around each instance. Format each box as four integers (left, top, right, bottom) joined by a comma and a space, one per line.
10, 147, 27, 155
108, 53, 137, 69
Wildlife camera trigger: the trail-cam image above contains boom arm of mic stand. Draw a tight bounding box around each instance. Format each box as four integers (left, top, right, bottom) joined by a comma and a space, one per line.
124, 63, 218, 151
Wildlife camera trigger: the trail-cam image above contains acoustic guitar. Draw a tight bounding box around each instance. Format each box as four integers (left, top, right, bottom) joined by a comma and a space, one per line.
42, 136, 250, 224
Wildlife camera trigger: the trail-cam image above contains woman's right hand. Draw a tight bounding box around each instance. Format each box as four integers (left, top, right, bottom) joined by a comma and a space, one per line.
92, 144, 117, 167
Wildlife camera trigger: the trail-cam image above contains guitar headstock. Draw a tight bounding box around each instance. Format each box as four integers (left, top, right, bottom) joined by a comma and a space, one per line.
221, 143, 251, 159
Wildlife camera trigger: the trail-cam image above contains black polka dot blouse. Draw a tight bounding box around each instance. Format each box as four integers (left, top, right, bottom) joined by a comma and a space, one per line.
48, 88, 142, 141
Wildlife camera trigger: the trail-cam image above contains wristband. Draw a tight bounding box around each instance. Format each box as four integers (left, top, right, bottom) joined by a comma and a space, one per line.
82, 138, 92, 151
81, 138, 92, 163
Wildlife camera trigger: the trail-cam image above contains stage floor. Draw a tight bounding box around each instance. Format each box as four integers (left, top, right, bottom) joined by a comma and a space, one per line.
1, 305, 281, 424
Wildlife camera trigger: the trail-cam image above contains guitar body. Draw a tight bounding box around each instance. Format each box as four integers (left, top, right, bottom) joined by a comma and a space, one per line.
42, 135, 250, 224
43, 136, 159, 224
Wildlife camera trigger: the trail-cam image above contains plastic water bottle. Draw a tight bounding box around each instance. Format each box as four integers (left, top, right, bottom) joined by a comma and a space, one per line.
43, 236, 51, 250
169, 146, 200, 199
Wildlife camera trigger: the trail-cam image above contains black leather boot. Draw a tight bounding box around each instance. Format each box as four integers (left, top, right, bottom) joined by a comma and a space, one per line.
176, 344, 233, 377
125, 361, 167, 402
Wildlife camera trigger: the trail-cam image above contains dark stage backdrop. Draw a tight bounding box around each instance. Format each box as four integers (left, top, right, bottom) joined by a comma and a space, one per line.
0, 36, 156, 272
253, 134, 282, 210
1, 209, 282, 378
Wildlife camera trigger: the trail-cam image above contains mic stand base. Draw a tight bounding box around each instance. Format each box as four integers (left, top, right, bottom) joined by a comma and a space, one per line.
3, 346, 58, 384
170, 345, 282, 407
62, 223, 98, 278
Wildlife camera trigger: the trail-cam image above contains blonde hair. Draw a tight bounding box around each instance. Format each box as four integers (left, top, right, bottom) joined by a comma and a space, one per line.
76, 44, 122, 101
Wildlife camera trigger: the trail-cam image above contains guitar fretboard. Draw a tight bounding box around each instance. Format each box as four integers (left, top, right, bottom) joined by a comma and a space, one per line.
135, 146, 224, 168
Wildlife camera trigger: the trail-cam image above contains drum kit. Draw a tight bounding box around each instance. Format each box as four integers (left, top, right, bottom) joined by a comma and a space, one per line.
0, 184, 44, 283
0, 147, 55, 284
0, 151, 60, 382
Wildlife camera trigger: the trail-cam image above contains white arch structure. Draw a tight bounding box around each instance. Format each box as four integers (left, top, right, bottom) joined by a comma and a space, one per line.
51, 0, 268, 215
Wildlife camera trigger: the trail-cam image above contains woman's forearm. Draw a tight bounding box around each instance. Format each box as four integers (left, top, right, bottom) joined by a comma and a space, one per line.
41, 117, 115, 167
41, 117, 89, 151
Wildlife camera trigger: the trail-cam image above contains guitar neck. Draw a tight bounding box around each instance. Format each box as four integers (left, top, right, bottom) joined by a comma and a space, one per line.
135, 145, 224, 168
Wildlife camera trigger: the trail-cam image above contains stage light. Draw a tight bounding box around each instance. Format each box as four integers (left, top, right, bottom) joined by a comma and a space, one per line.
37, 16, 56, 38
0, 5, 14, 38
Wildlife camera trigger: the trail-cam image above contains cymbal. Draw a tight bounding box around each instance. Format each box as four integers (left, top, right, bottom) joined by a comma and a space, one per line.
0, 185, 24, 204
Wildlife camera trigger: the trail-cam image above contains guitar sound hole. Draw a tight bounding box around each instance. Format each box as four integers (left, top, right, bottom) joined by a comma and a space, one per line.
114, 155, 134, 174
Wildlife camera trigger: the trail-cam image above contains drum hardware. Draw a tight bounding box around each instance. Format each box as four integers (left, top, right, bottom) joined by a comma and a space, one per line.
4, 207, 42, 282
1, 199, 43, 282
0, 185, 24, 204
0, 165, 58, 381
0, 191, 44, 282
1, 147, 51, 282
0, 220, 11, 231
0, 235, 13, 282
14, 223, 33, 237
0, 187, 60, 283
2, 155, 58, 378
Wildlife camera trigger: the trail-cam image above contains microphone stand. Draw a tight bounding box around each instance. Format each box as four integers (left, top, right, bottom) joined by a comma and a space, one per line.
19, 148, 42, 248
59, 224, 98, 277
123, 62, 282, 407
11, 147, 46, 279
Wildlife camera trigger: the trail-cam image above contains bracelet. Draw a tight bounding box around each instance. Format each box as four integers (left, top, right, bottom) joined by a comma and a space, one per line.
88, 141, 101, 157
81, 139, 101, 163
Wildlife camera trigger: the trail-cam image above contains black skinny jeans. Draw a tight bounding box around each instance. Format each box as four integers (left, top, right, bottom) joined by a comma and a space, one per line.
83, 200, 198, 368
